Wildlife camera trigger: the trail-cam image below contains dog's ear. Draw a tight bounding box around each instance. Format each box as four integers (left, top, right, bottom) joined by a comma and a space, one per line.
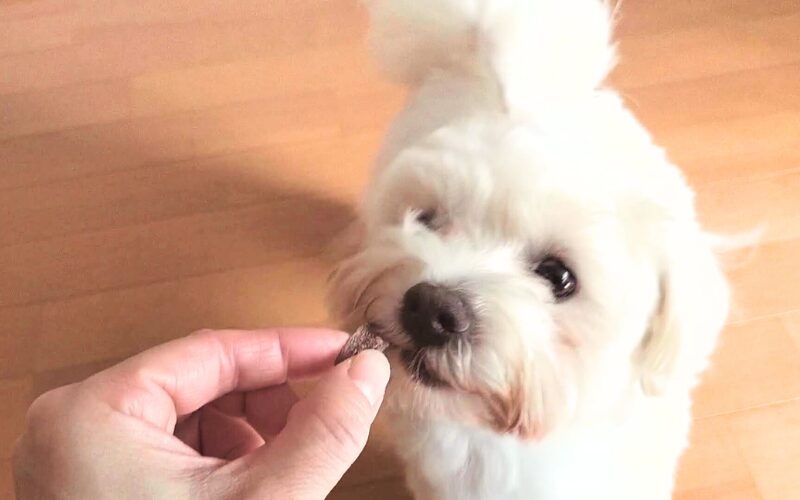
637, 225, 729, 395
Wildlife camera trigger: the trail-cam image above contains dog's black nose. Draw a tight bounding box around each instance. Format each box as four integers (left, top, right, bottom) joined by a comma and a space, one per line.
400, 282, 473, 347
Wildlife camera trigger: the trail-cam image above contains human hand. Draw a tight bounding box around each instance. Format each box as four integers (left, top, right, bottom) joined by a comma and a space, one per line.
13, 328, 390, 499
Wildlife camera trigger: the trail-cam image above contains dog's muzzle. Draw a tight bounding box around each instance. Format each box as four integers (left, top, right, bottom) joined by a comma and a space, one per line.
400, 282, 474, 348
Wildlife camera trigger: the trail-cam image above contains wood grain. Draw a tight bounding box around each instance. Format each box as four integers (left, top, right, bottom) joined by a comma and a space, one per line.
1, 0, 798, 498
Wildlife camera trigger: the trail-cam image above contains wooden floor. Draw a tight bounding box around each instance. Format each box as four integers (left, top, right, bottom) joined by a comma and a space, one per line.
1, 0, 799, 498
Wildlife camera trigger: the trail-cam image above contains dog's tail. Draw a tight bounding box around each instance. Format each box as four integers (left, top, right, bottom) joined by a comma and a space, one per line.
366, 0, 617, 111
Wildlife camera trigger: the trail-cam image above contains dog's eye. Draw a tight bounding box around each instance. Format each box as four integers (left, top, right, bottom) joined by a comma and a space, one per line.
532, 256, 578, 300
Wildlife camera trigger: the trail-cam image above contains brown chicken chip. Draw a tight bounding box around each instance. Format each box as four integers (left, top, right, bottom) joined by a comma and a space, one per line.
336, 325, 389, 364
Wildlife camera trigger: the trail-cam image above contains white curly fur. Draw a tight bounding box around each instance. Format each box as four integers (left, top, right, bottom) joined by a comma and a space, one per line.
328, 1, 729, 498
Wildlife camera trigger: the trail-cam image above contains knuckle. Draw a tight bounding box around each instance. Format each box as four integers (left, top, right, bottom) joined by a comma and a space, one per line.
12, 434, 29, 467
25, 388, 66, 426
18, 386, 78, 460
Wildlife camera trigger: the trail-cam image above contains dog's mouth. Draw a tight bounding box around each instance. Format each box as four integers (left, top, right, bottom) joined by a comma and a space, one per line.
336, 324, 446, 388
400, 349, 445, 387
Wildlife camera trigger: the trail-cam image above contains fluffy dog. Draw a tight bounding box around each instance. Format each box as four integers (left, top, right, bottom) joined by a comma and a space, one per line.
328, 1, 729, 498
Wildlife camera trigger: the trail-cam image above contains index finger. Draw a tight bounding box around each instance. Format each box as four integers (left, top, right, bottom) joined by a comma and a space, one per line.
86, 328, 348, 431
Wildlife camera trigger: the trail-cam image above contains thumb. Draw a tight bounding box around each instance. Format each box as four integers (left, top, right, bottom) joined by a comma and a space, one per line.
230, 349, 390, 499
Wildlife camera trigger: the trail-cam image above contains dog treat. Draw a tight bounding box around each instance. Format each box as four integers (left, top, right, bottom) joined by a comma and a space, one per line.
336, 324, 389, 364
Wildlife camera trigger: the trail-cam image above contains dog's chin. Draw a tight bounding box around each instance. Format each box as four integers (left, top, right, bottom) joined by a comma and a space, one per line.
365, 321, 451, 388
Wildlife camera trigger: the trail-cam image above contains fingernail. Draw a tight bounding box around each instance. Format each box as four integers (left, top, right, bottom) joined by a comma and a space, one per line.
347, 350, 389, 406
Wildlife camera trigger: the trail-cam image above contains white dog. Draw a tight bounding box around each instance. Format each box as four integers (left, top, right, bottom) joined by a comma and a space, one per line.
329, 1, 729, 498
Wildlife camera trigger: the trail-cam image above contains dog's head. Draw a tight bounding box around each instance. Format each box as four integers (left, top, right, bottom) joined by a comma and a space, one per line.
329, 104, 728, 440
